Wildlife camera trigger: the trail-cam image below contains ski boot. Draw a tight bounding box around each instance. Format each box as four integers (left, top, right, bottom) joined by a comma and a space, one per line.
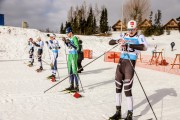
28, 63, 33, 67
125, 111, 133, 120
51, 75, 56, 82
47, 74, 54, 79
65, 84, 74, 91
36, 66, 43, 72
74, 85, 79, 92
109, 106, 121, 120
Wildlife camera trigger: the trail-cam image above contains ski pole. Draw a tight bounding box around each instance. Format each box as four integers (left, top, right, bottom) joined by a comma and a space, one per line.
78, 75, 84, 92
44, 44, 119, 93
126, 45, 158, 120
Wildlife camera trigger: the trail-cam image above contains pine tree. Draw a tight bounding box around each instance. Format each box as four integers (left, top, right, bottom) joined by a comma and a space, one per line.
149, 11, 153, 23
60, 23, 64, 34
176, 16, 180, 32
104, 8, 109, 32
86, 7, 94, 35
100, 8, 108, 33
93, 17, 96, 34
100, 9, 105, 33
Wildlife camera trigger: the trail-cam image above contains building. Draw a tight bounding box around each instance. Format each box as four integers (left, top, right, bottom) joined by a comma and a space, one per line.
138, 19, 152, 30
112, 20, 126, 31
163, 19, 179, 30
0, 14, 4, 26
22, 21, 29, 28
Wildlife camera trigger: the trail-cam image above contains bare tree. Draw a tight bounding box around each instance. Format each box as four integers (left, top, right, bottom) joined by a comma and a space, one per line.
123, 0, 150, 24
94, 3, 101, 23
67, 6, 74, 22
81, 1, 87, 20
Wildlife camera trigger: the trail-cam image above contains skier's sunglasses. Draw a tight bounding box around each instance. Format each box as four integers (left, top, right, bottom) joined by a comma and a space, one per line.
128, 28, 136, 32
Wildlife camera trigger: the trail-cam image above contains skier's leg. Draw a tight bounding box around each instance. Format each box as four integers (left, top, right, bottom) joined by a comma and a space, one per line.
74, 74, 79, 91
124, 60, 136, 120
66, 69, 74, 90
29, 49, 34, 65
109, 62, 123, 120
37, 49, 43, 70
52, 53, 58, 76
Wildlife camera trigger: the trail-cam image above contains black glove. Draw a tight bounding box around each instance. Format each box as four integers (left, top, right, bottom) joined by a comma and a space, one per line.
62, 37, 66, 42
66, 39, 70, 43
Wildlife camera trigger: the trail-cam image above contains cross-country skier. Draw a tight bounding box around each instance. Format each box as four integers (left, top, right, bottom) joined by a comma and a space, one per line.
77, 39, 84, 73
62, 27, 80, 92
46, 34, 61, 80
32, 37, 44, 72
28, 38, 34, 67
108, 20, 148, 120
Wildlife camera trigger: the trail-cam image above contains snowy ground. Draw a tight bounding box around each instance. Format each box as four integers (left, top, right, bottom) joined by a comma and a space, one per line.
0, 26, 180, 120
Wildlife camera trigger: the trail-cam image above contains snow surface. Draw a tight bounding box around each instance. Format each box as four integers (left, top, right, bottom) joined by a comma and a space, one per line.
0, 26, 180, 120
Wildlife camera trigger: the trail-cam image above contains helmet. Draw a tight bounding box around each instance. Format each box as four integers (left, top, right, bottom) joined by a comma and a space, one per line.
49, 33, 56, 38
37, 37, 41, 41
127, 20, 137, 29
66, 27, 72, 34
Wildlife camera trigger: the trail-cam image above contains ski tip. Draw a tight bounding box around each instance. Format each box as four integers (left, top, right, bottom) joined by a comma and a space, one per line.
51, 77, 56, 82
73, 92, 82, 98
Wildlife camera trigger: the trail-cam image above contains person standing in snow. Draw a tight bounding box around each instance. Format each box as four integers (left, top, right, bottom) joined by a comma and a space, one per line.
62, 27, 80, 92
32, 37, 44, 72
77, 39, 84, 73
108, 20, 148, 120
28, 38, 34, 67
170, 42, 175, 51
46, 34, 61, 80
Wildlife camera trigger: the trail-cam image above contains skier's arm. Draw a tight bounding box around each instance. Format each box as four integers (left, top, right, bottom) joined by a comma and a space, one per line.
109, 39, 118, 45
45, 41, 52, 49
129, 44, 145, 50
109, 33, 126, 45
33, 42, 40, 47
71, 36, 79, 50
137, 35, 148, 51
55, 41, 61, 49
69, 42, 77, 49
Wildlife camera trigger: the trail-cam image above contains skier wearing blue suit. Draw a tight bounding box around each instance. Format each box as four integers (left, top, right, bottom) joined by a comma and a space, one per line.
46, 34, 61, 80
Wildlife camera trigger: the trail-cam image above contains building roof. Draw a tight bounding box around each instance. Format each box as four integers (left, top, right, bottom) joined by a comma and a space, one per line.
112, 20, 126, 29
138, 19, 152, 28
163, 19, 179, 28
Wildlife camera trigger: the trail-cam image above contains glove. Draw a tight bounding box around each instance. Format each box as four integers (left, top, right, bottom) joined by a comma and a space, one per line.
50, 40, 53, 44
66, 39, 70, 43
45, 41, 48, 44
62, 37, 66, 42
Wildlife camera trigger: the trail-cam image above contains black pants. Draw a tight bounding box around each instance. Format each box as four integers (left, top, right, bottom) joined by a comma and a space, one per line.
115, 59, 136, 96
77, 59, 83, 71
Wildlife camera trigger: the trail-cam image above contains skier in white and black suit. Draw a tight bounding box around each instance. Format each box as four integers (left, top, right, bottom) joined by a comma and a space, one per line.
77, 39, 84, 73
28, 38, 34, 67
46, 34, 61, 79
32, 37, 44, 72
108, 20, 148, 120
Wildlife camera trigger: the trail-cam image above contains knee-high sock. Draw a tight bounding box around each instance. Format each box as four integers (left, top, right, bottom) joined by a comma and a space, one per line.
126, 96, 133, 111
116, 93, 122, 106
39, 61, 42, 67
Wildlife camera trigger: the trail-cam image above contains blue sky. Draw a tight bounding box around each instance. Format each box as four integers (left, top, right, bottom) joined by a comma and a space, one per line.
0, 0, 180, 32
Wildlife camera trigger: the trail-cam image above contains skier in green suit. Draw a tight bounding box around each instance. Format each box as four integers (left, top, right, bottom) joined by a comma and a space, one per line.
62, 27, 80, 92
